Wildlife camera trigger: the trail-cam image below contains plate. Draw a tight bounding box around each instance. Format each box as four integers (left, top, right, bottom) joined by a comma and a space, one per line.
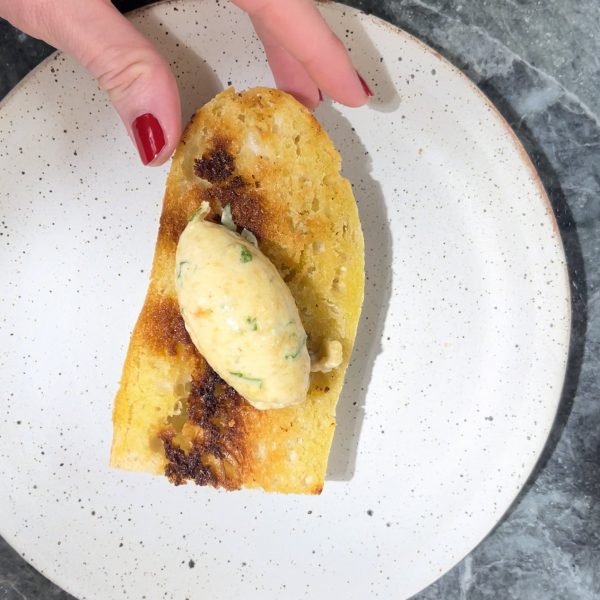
0, 1, 570, 598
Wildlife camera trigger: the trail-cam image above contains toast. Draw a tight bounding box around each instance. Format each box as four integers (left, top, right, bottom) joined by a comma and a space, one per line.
110, 87, 365, 494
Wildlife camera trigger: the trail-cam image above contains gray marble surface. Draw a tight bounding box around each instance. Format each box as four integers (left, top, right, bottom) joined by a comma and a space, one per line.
1, 1, 599, 598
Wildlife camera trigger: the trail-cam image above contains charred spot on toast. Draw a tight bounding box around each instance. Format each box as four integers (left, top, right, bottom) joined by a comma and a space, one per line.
203, 183, 265, 239
193, 139, 235, 182
192, 137, 266, 239
160, 429, 218, 486
143, 296, 194, 356
186, 368, 224, 426
159, 364, 250, 489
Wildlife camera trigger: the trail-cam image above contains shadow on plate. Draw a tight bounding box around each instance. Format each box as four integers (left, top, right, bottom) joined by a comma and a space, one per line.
324, 4, 401, 113
316, 100, 394, 481
316, 7, 398, 480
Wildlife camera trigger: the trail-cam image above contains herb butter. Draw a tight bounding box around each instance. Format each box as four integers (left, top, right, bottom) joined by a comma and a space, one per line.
175, 207, 310, 410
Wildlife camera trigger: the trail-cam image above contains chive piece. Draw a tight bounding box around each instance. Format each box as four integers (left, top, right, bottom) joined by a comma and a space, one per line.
176, 261, 190, 279
240, 246, 253, 263
241, 228, 258, 247
285, 335, 307, 360
245, 317, 258, 331
229, 372, 262, 387
188, 201, 210, 222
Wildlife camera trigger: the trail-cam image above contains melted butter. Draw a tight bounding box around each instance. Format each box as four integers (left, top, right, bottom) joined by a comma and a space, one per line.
175, 213, 310, 410
311, 339, 343, 373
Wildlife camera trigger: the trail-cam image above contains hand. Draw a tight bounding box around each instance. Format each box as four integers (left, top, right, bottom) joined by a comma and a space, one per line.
0, 0, 372, 165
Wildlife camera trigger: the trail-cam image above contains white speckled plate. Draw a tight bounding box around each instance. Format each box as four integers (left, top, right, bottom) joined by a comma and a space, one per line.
0, 1, 570, 598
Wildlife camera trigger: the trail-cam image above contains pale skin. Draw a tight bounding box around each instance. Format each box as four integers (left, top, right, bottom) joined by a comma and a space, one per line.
0, 0, 372, 165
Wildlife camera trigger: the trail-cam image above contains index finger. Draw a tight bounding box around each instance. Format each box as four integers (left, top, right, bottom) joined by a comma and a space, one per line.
232, 0, 371, 106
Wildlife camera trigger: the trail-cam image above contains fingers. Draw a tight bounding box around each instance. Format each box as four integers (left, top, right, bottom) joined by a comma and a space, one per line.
1, 0, 181, 165
233, 0, 372, 107
0, 0, 369, 167
250, 15, 320, 108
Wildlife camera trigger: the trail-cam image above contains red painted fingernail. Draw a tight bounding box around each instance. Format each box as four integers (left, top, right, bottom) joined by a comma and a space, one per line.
132, 113, 165, 165
318, 88, 323, 102
356, 72, 374, 97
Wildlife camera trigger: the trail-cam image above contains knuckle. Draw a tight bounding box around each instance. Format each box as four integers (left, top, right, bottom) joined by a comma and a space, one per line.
91, 46, 158, 99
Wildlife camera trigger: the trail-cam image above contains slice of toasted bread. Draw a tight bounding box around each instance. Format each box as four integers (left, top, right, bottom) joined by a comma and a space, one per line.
110, 87, 364, 494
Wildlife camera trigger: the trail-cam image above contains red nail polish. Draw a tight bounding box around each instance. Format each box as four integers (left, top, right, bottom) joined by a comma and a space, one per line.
132, 113, 165, 165
318, 88, 323, 102
356, 72, 374, 97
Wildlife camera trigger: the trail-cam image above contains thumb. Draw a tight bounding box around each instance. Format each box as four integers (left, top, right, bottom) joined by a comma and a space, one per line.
2, 0, 181, 165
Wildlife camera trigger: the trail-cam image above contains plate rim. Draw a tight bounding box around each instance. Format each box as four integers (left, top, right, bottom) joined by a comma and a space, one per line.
0, 0, 572, 597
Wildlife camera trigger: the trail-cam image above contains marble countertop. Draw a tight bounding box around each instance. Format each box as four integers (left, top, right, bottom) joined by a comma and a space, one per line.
1, 1, 598, 598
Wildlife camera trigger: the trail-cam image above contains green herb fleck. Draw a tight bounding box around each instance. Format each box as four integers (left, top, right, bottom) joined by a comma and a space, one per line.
245, 317, 258, 331
188, 203, 208, 222
229, 372, 262, 387
176, 261, 190, 279
285, 335, 307, 360
240, 246, 253, 263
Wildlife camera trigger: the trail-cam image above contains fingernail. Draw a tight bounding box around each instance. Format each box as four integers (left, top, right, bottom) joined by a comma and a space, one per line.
356, 72, 374, 97
318, 88, 323, 102
132, 113, 165, 165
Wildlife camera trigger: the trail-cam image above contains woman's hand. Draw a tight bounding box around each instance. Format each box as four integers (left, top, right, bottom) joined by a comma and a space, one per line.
0, 0, 372, 165
232, 0, 372, 108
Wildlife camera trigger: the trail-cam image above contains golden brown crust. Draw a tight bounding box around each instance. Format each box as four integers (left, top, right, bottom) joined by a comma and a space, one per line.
110, 87, 364, 494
